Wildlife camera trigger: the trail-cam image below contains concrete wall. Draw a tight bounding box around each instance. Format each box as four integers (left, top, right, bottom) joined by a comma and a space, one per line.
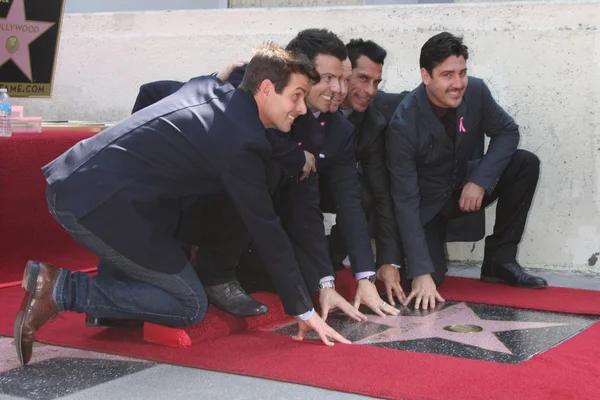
19, 1, 600, 273
229, 0, 362, 7
63, 0, 228, 13
64, 0, 447, 13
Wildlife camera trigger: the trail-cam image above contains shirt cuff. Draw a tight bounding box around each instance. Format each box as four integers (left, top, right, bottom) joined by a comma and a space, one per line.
355, 271, 376, 281
295, 308, 315, 321
319, 276, 335, 285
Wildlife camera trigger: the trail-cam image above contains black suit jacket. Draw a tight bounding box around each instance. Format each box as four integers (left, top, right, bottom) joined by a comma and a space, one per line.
43, 77, 313, 316
131, 74, 306, 175
349, 91, 407, 267
131, 80, 185, 114
131, 73, 333, 284
271, 113, 334, 281
319, 112, 375, 275
386, 78, 519, 278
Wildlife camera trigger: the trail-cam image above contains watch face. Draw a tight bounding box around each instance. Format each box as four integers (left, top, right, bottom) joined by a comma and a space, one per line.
319, 280, 335, 290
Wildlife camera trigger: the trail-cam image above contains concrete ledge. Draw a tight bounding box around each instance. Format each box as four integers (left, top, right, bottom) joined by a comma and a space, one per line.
17, 1, 600, 273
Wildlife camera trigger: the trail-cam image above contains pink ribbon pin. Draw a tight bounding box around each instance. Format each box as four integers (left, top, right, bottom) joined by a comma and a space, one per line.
459, 117, 466, 133
320, 121, 325, 126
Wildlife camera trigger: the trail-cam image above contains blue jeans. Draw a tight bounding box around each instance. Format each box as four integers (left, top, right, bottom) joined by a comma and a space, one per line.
47, 187, 207, 327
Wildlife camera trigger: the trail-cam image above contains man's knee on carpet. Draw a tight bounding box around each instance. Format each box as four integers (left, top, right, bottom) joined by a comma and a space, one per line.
175, 294, 208, 327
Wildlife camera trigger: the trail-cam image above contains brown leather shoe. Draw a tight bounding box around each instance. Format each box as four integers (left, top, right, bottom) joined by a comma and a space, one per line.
14, 261, 61, 366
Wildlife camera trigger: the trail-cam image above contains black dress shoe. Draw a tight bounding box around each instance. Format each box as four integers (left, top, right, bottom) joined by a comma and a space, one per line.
481, 260, 548, 289
85, 314, 144, 330
205, 280, 268, 318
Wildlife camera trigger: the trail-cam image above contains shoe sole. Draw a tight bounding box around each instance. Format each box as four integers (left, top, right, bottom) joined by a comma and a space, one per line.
14, 261, 41, 366
85, 317, 144, 330
480, 275, 547, 289
210, 303, 269, 318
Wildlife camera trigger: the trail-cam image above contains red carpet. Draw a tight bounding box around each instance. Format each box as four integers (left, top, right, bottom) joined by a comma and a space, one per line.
0, 132, 99, 284
1, 272, 599, 400
1, 132, 599, 398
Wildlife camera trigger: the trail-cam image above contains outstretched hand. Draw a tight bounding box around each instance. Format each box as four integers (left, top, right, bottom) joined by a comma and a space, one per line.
376, 264, 407, 306
319, 287, 366, 322
293, 312, 351, 346
353, 279, 399, 317
404, 274, 445, 310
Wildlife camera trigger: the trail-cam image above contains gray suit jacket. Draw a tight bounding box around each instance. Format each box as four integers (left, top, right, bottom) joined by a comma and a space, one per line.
386, 77, 519, 278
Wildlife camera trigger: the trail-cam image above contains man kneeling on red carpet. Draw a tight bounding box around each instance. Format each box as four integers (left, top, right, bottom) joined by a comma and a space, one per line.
13, 43, 351, 367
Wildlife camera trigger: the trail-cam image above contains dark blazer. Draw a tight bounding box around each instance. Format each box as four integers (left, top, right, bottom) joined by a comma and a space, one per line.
319, 111, 375, 275
131, 75, 306, 175
132, 74, 333, 283
43, 76, 313, 316
131, 80, 185, 114
363, 91, 484, 247
272, 113, 334, 281
349, 91, 407, 266
386, 77, 519, 278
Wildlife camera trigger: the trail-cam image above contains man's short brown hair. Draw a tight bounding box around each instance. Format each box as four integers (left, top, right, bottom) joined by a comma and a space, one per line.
240, 43, 320, 94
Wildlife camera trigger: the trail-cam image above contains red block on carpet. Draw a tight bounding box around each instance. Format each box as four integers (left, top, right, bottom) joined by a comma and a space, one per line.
144, 323, 192, 347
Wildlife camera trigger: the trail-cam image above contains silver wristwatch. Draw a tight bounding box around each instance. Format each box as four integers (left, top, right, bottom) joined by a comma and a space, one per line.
318, 280, 336, 290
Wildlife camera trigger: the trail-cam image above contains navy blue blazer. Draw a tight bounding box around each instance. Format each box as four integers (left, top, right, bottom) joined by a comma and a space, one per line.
43, 76, 313, 316
131, 80, 185, 114
386, 77, 519, 278
131, 72, 306, 175
130, 75, 333, 281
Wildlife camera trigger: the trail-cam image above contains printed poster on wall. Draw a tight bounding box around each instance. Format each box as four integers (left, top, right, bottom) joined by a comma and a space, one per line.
0, 0, 65, 97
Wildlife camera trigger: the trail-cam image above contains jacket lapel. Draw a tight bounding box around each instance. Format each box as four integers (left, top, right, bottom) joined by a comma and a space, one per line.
354, 105, 387, 153
415, 84, 453, 148
291, 112, 325, 155
455, 97, 467, 151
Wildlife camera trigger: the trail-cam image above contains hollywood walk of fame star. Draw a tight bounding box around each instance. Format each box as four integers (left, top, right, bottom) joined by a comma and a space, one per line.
0, 0, 55, 81
355, 302, 568, 354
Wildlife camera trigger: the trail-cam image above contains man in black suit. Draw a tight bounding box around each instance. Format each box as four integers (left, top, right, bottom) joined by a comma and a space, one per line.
127, 62, 359, 321
200, 29, 398, 323
386, 32, 547, 311
278, 29, 400, 321
122, 64, 316, 320
14, 44, 350, 366
328, 39, 409, 308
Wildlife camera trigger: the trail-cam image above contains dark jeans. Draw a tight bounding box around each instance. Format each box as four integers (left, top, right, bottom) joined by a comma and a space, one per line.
400, 149, 540, 288
47, 187, 208, 327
